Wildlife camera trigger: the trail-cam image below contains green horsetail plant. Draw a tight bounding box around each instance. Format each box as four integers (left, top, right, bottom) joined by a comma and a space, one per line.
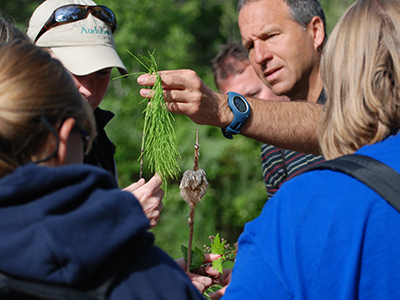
123, 50, 181, 186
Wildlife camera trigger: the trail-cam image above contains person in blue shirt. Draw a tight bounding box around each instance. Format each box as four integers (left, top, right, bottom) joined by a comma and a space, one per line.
0, 41, 207, 300
207, 0, 400, 298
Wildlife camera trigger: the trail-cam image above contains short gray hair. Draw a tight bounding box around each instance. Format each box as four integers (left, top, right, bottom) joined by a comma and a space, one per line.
238, 0, 326, 37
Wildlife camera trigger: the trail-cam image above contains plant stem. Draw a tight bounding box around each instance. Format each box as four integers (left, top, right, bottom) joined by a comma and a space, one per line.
193, 127, 199, 171
186, 203, 195, 272
186, 128, 200, 272
139, 103, 151, 179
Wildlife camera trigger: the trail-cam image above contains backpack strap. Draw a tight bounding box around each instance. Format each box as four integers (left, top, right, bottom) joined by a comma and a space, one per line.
306, 154, 400, 213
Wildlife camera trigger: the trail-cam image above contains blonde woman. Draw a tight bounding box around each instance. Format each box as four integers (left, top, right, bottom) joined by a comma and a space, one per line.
206, 0, 400, 299
0, 42, 205, 300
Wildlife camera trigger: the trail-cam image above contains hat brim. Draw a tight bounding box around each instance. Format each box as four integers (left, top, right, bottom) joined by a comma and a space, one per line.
51, 44, 128, 76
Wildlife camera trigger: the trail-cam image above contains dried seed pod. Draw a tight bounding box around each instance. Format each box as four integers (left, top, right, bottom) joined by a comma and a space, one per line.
180, 128, 208, 272
180, 169, 208, 206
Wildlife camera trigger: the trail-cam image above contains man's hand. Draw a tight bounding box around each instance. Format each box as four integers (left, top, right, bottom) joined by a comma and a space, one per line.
138, 69, 232, 128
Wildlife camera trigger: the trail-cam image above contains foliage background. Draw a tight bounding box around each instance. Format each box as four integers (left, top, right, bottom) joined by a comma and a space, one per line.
2, 0, 356, 259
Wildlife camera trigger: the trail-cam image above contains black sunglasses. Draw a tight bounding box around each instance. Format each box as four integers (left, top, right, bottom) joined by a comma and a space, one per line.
70, 123, 92, 155
78, 125, 92, 155
34, 4, 117, 43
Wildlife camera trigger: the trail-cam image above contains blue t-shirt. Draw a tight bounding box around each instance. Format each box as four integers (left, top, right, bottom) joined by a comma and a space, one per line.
224, 133, 400, 299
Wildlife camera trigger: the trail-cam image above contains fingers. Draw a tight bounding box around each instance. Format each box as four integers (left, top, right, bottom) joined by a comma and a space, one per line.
131, 174, 164, 229
174, 258, 215, 294
146, 189, 164, 229
175, 257, 186, 270
142, 184, 164, 229
175, 254, 222, 272
175, 255, 226, 295
145, 173, 163, 192
204, 253, 222, 263
137, 69, 228, 128
203, 264, 223, 284
137, 69, 198, 90
186, 272, 213, 294
122, 178, 145, 193
208, 286, 227, 300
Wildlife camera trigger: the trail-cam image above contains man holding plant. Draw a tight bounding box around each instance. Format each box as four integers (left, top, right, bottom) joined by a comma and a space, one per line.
138, 0, 327, 156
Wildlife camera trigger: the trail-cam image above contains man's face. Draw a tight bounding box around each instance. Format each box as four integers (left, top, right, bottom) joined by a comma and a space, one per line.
218, 59, 289, 102
238, 0, 321, 100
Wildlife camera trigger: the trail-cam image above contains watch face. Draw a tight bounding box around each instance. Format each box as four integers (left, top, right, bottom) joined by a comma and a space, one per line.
233, 96, 248, 113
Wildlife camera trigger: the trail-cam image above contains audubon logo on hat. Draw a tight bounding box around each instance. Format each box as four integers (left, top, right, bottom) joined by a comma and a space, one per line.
80, 26, 111, 35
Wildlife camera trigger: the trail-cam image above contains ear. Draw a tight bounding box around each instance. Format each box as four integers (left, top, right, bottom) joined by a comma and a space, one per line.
57, 118, 76, 165
308, 16, 325, 52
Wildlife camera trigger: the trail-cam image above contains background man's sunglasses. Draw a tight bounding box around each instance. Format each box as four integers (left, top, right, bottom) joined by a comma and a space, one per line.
34, 4, 117, 43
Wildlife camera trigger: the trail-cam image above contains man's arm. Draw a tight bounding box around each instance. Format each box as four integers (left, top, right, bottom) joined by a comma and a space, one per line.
138, 69, 323, 155
241, 98, 323, 154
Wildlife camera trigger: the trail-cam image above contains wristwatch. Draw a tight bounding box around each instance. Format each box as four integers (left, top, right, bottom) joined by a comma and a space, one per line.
221, 92, 251, 139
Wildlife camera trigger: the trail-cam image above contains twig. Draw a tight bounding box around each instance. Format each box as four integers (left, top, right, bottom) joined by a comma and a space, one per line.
186, 203, 195, 272
193, 128, 199, 171
180, 127, 208, 272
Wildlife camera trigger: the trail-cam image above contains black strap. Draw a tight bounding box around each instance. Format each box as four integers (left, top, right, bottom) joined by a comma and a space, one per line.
306, 154, 400, 213
280, 149, 288, 179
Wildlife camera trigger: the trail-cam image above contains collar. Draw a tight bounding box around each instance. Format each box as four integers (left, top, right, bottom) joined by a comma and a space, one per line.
93, 107, 115, 130
317, 89, 326, 105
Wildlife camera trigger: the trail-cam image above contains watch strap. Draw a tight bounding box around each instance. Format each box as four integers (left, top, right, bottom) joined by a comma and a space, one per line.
221, 92, 251, 139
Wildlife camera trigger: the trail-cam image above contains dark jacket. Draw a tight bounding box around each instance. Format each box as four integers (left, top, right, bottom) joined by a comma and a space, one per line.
0, 164, 203, 300
84, 107, 118, 185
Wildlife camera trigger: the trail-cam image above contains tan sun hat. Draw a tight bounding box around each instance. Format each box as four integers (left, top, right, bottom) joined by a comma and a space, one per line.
27, 0, 128, 76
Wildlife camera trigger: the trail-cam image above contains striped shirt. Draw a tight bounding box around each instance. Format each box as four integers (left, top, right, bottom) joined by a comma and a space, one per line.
261, 91, 326, 198
261, 146, 325, 198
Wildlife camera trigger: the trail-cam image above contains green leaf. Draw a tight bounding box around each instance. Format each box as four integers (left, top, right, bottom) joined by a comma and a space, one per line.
180, 245, 205, 271
212, 257, 224, 274
181, 245, 188, 261
211, 233, 225, 255
192, 247, 205, 270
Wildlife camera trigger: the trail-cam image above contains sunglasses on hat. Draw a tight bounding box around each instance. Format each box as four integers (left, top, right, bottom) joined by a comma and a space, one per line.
34, 4, 117, 43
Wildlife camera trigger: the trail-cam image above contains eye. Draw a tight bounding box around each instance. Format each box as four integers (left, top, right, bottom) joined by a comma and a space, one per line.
96, 68, 112, 77
243, 40, 253, 52
250, 92, 259, 98
246, 43, 254, 52
244, 91, 259, 99
267, 32, 279, 40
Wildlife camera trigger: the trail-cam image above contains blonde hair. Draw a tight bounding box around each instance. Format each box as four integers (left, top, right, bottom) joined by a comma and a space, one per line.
319, 0, 400, 160
0, 42, 96, 178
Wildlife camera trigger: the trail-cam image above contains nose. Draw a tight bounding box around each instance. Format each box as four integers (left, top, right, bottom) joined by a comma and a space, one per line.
252, 41, 273, 66
73, 73, 97, 101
